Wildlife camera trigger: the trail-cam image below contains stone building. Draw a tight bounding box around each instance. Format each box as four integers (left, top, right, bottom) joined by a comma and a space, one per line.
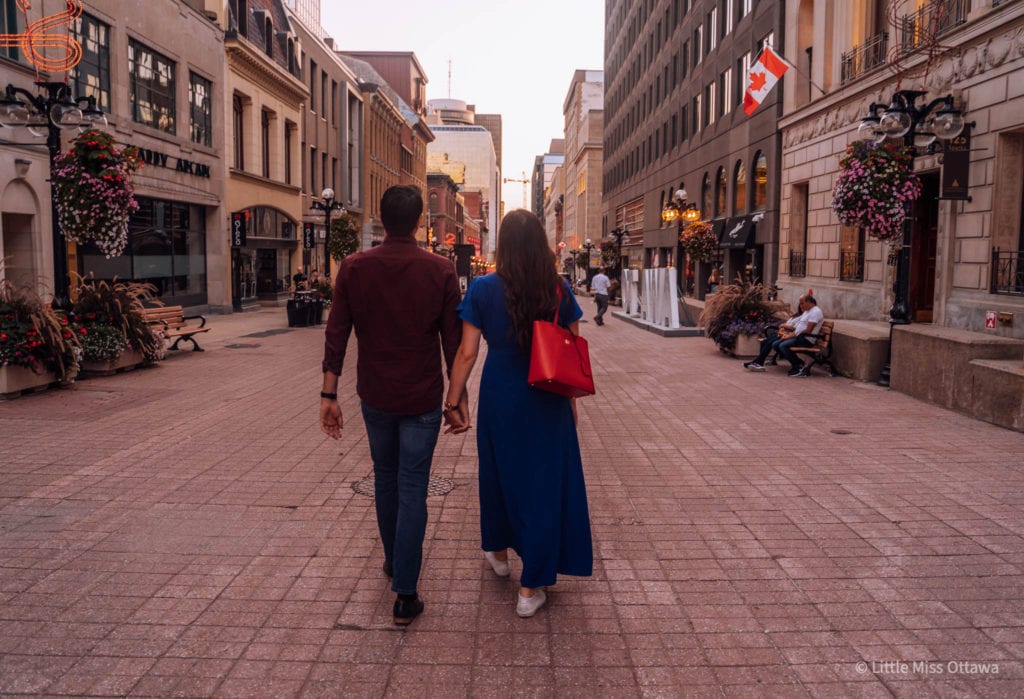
427, 172, 465, 252
778, 0, 1024, 339
531, 139, 564, 219
562, 69, 605, 264
0, 0, 227, 309
603, 0, 783, 301
211, 0, 307, 310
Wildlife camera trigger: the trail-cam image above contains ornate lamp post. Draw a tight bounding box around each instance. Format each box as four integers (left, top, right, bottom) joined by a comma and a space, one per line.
661, 188, 701, 285
0, 81, 107, 305
609, 228, 626, 278
581, 238, 596, 285
857, 90, 965, 384
310, 187, 345, 278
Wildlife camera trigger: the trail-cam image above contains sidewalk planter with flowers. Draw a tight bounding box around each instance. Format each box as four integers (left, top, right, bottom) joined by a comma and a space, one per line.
0, 281, 81, 399
71, 276, 163, 377
830, 140, 922, 254
699, 278, 790, 355
51, 130, 140, 258
679, 221, 718, 263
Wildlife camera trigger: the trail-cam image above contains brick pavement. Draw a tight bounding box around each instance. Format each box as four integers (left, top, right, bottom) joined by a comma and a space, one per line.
1, 306, 1023, 697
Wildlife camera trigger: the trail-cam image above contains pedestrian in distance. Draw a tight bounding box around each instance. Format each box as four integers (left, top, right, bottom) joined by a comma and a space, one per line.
590, 266, 611, 326
292, 267, 307, 290
444, 209, 594, 618
320, 185, 463, 626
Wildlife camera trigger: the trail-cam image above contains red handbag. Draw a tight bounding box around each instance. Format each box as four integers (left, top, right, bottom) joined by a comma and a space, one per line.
527, 285, 596, 397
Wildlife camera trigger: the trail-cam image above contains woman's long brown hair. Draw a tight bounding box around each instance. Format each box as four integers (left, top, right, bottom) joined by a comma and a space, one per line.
495, 209, 561, 352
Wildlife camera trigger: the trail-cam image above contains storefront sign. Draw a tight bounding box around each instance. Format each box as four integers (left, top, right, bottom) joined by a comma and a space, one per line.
230, 212, 247, 247
132, 145, 211, 178
302, 223, 315, 250
940, 128, 970, 200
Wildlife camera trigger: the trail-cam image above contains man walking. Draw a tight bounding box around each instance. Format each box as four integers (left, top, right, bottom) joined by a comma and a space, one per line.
590, 266, 611, 326
320, 185, 462, 626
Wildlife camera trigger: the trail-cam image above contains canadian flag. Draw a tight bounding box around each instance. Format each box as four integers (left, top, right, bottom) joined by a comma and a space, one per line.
743, 46, 792, 116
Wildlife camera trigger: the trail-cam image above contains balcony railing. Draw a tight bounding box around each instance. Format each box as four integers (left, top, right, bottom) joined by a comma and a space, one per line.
841, 32, 888, 85
900, 0, 968, 54
991, 248, 1024, 296
789, 250, 806, 278
839, 250, 865, 282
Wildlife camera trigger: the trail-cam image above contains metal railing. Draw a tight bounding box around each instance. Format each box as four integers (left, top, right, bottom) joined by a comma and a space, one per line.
900, 0, 968, 54
841, 33, 888, 85
991, 248, 1024, 295
839, 250, 865, 282
789, 250, 807, 278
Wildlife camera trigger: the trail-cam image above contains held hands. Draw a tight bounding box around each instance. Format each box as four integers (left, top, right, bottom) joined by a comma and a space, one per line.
443, 394, 471, 434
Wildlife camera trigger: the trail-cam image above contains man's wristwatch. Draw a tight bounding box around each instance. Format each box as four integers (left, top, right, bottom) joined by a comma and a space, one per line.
320, 391, 338, 400
443, 401, 457, 414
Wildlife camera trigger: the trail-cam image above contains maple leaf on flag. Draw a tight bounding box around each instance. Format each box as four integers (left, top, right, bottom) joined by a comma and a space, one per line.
748, 71, 767, 92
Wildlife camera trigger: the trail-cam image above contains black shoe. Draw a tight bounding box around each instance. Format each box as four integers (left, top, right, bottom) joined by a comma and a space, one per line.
787, 366, 804, 377
393, 594, 423, 626
383, 561, 393, 578
765, 357, 778, 366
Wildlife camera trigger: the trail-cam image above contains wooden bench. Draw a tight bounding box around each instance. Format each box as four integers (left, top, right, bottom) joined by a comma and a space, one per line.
792, 319, 837, 377
141, 306, 211, 352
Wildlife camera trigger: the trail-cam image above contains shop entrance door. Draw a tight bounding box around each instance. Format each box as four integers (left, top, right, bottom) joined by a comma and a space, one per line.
910, 173, 939, 322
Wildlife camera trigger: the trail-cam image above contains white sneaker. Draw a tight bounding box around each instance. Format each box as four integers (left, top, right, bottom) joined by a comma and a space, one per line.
484, 551, 510, 577
516, 589, 547, 618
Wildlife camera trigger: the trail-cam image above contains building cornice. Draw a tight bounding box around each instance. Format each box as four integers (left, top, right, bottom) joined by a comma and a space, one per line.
226, 40, 309, 104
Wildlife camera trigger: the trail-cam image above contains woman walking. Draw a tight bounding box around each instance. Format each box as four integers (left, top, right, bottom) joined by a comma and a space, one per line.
445, 210, 593, 617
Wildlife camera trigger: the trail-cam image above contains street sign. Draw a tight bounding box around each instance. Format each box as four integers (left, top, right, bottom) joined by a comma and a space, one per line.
230, 211, 247, 248
302, 223, 315, 250
985, 311, 997, 330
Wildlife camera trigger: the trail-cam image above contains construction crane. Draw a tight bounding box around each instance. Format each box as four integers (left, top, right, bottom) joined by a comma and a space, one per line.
503, 171, 529, 210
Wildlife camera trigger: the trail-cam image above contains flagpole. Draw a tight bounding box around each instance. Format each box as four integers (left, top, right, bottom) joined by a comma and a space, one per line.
753, 45, 827, 98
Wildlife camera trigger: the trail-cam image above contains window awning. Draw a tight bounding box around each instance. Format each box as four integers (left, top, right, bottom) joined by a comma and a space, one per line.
719, 216, 756, 249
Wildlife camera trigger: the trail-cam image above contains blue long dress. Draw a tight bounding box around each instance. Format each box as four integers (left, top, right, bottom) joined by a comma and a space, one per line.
457, 274, 593, 588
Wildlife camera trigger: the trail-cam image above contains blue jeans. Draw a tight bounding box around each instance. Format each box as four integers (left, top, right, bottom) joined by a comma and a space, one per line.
776, 335, 816, 369
360, 401, 442, 595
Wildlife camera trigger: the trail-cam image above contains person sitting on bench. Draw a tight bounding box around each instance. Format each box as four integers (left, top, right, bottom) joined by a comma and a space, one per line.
777, 294, 824, 376
744, 307, 802, 372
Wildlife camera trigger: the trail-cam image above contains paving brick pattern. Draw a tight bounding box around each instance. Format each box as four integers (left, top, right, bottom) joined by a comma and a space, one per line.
1, 307, 1023, 697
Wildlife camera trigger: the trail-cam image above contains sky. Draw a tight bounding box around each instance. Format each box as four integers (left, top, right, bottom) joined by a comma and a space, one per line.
320, 1, 605, 212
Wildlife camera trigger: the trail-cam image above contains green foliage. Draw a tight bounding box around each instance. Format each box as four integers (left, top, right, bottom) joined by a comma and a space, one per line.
328, 213, 360, 262
0, 277, 81, 381
80, 323, 124, 362
71, 275, 163, 362
699, 277, 791, 350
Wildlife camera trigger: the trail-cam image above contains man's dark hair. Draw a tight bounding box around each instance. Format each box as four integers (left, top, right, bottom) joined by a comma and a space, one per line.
804, 294, 817, 305
380, 185, 423, 237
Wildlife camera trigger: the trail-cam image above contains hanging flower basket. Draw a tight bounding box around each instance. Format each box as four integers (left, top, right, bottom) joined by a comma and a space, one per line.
830, 140, 921, 249
679, 221, 718, 262
328, 213, 360, 262
51, 130, 141, 258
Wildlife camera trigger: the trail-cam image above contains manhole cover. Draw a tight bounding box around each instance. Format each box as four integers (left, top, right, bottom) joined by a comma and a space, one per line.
243, 328, 293, 338
830, 429, 854, 435
352, 476, 456, 498
225, 343, 260, 349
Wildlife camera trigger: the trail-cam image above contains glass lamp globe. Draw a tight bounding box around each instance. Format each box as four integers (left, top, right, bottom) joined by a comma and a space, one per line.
320, 187, 335, 201
82, 106, 108, 129
878, 109, 912, 138
50, 102, 83, 128
858, 118, 884, 143
931, 109, 965, 140
0, 98, 31, 128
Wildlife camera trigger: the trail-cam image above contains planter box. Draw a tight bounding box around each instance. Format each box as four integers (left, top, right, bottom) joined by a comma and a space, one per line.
0, 365, 58, 399
80, 349, 147, 377
731, 333, 762, 357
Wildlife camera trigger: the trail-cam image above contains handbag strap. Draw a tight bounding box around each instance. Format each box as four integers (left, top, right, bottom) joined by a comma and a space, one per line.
553, 282, 562, 326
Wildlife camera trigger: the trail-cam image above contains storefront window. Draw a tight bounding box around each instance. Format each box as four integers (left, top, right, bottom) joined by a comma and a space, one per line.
77, 199, 207, 307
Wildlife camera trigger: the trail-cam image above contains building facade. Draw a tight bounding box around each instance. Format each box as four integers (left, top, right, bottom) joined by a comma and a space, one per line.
1, 0, 227, 309
531, 138, 565, 218
214, 0, 307, 310
778, 0, 1024, 338
603, 0, 783, 299
562, 70, 605, 256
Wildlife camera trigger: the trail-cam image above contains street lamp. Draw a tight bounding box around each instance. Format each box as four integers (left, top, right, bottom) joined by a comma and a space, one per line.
609, 228, 626, 279
581, 238, 595, 284
660, 188, 700, 227
310, 187, 345, 278
0, 81, 107, 306
857, 90, 965, 385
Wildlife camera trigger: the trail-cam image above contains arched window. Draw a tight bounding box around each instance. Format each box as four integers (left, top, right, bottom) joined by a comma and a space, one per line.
715, 166, 727, 217
753, 151, 768, 210
734, 160, 747, 215
701, 172, 712, 218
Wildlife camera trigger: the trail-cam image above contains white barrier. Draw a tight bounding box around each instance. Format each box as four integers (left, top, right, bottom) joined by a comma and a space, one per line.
641, 267, 680, 329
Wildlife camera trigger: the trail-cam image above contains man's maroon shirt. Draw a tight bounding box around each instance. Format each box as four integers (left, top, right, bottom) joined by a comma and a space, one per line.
322, 235, 463, 415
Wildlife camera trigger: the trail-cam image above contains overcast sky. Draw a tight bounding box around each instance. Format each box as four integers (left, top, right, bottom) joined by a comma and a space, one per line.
320, 2, 605, 213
